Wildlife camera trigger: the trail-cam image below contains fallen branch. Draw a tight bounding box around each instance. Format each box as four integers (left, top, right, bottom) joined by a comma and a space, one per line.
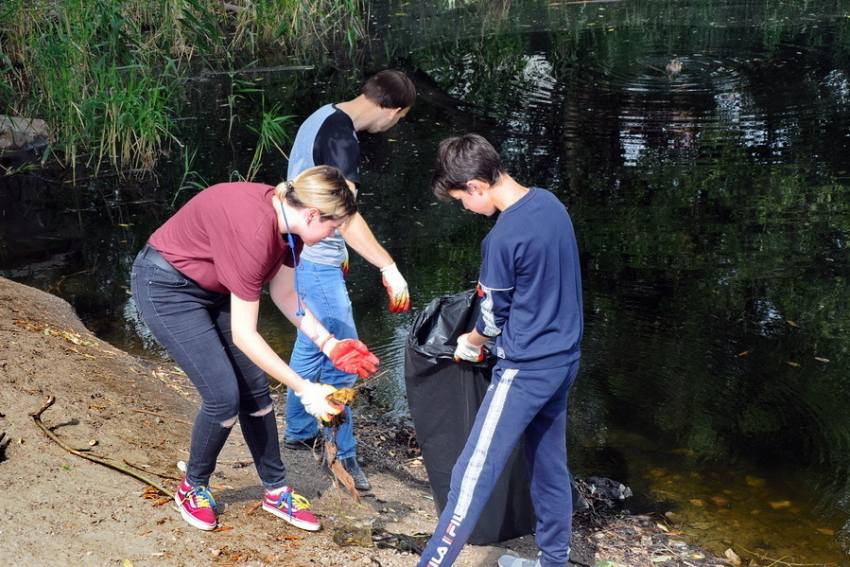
30, 396, 173, 498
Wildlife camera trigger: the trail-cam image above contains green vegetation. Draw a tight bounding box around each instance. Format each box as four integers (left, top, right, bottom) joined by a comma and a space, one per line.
245, 99, 295, 182
0, 0, 364, 178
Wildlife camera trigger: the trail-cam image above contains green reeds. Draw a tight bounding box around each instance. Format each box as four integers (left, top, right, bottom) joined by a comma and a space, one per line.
245, 99, 295, 182
2, 0, 186, 176
226, 0, 366, 54
171, 146, 208, 207
0, 0, 364, 178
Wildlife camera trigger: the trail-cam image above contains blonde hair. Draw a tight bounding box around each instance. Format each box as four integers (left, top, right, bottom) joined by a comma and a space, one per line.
274, 165, 357, 221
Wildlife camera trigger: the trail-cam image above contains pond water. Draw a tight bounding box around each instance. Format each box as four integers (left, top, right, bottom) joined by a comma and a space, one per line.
2, 0, 850, 563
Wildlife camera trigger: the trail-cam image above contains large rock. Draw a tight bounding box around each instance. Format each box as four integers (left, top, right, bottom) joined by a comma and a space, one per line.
0, 115, 52, 156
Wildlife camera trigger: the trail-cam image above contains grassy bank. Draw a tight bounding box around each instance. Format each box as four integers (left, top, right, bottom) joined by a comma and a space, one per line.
0, 0, 364, 178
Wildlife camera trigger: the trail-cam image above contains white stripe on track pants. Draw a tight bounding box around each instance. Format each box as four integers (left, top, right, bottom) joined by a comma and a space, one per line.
417, 359, 580, 567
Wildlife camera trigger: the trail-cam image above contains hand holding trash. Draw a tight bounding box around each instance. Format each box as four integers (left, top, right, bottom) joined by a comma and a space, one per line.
296, 382, 344, 422
322, 337, 380, 378
380, 263, 410, 313
454, 333, 485, 363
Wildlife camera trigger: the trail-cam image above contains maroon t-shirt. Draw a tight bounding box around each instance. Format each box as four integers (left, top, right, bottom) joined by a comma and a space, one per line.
148, 182, 302, 302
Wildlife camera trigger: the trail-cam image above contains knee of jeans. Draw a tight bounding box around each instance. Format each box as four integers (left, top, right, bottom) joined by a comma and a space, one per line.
249, 403, 274, 418
221, 415, 238, 428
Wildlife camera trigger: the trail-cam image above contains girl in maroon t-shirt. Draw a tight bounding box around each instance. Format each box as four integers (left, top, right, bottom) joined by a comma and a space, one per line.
131, 165, 379, 533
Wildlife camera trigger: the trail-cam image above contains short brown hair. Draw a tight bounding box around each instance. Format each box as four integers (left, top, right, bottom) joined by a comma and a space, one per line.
361, 70, 416, 110
431, 134, 506, 201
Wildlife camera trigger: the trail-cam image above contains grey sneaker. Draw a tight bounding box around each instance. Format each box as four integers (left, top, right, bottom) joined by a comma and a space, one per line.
341, 456, 372, 491
497, 556, 540, 567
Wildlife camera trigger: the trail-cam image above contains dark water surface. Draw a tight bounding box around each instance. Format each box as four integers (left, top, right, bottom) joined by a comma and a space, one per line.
2, 0, 849, 563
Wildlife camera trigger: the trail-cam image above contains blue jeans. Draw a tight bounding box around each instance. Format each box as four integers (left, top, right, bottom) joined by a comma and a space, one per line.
286, 259, 359, 459
131, 246, 287, 490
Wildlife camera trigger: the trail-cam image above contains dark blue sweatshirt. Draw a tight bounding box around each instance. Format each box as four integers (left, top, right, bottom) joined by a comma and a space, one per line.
475, 187, 583, 369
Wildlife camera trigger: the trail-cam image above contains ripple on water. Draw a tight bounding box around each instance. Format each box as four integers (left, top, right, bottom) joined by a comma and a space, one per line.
564, 40, 845, 159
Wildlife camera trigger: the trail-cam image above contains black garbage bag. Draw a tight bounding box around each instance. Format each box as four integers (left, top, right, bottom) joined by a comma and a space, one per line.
404, 289, 536, 545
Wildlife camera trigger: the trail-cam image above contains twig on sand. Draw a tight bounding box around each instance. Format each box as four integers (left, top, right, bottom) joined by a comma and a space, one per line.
30, 396, 173, 498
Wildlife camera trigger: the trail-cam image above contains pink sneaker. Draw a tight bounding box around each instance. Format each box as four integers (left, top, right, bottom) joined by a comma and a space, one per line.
174, 478, 217, 531
262, 487, 320, 531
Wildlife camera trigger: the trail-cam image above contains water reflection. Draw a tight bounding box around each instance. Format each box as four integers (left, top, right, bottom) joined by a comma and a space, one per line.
2, 0, 850, 563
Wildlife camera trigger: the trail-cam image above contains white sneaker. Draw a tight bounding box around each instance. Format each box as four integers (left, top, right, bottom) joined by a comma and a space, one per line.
497, 556, 541, 567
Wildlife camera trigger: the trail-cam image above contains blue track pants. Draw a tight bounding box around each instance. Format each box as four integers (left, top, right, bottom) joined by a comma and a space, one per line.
417, 359, 580, 567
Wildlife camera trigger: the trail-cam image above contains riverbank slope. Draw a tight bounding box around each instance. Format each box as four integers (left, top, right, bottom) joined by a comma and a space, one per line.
0, 276, 724, 567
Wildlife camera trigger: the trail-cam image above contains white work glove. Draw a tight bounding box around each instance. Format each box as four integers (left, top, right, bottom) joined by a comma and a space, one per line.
296, 382, 343, 422
381, 263, 410, 313
454, 333, 485, 363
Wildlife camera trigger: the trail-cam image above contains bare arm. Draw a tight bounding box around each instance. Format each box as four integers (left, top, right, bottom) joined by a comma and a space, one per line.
267, 264, 334, 346
229, 266, 333, 394
338, 210, 394, 269
336, 178, 393, 268
339, 180, 410, 313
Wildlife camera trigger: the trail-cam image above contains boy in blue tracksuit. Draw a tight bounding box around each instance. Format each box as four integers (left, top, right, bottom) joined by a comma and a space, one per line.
416, 134, 584, 567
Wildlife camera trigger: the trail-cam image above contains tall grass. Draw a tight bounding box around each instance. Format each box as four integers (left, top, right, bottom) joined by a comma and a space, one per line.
0, 0, 364, 179
245, 99, 295, 182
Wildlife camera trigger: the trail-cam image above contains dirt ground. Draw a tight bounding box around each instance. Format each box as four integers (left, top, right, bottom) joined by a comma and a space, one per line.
0, 276, 729, 567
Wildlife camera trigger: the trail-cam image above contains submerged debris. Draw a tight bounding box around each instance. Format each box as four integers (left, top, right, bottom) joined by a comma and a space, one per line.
583, 476, 634, 501
666, 58, 683, 77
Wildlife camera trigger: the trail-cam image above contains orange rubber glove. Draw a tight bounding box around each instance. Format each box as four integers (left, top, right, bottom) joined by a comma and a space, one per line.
341, 246, 350, 278
380, 263, 410, 313
322, 337, 380, 379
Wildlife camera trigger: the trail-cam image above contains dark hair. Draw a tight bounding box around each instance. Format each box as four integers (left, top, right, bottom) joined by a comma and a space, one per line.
276, 165, 357, 221
361, 70, 416, 110
431, 134, 506, 201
